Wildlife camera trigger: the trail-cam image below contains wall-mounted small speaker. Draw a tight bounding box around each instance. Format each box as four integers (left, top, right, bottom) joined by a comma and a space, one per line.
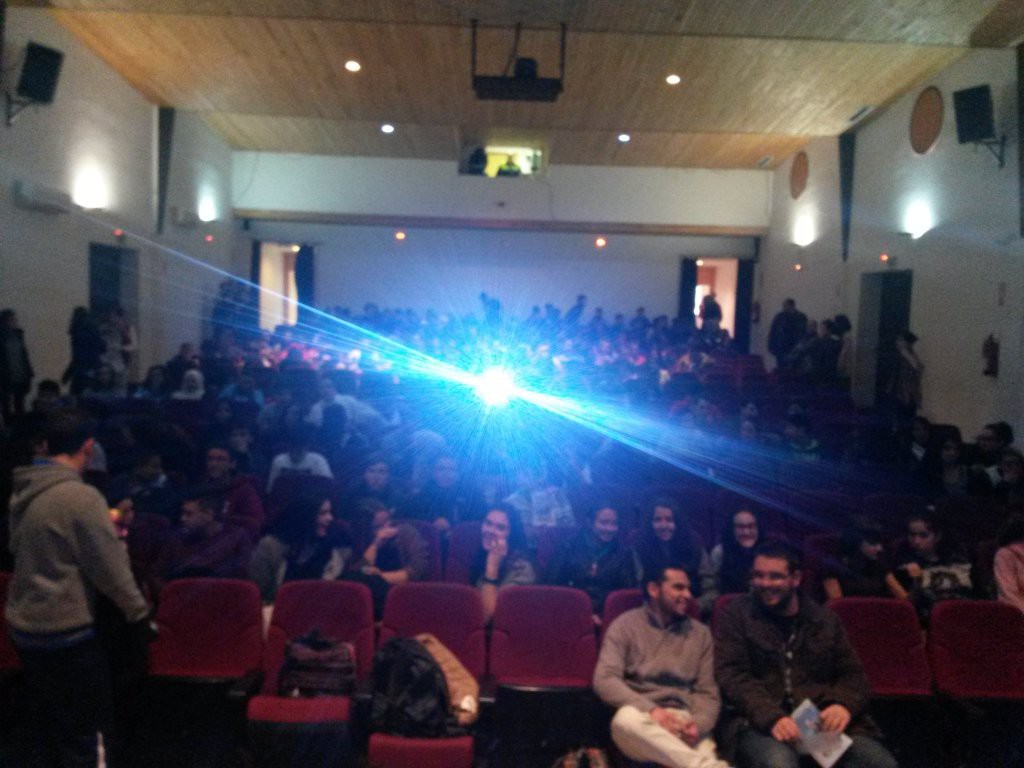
16, 42, 64, 104
952, 85, 995, 144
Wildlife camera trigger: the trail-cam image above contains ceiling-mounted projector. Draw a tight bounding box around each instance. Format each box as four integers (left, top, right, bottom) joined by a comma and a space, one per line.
471, 21, 566, 103
473, 57, 563, 102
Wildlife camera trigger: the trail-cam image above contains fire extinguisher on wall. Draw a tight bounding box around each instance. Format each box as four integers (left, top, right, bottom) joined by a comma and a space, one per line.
983, 334, 999, 377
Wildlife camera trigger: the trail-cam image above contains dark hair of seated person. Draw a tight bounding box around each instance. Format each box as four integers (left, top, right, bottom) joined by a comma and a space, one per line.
634, 495, 705, 588
468, 504, 531, 586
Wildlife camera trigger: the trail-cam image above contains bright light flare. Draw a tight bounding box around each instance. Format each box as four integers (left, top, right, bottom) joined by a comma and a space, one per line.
473, 367, 518, 407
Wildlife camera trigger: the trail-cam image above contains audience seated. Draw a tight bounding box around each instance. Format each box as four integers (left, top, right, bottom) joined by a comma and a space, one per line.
503, 458, 575, 544
342, 452, 404, 521
266, 425, 333, 493
169, 368, 205, 401
545, 500, 636, 621
402, 453, 484, 533
704, 507, 764, 612
994, 514, 1024, 611
466, 504, 535, 620
7, 292, 1022, 764
633, 496, 713, 606
927, 431, 992, 498
594, 564, 727, 768
991, 448, 1024, 504
890, 509, 974, 622
155, 488, 253, 587
201, 443, 265, 541
714, 540, 898, 768
821, 518, 892, 600
248, 490, 351, 603
133, 365, 170, 400
106, 449, 171, 506
345, 497, 428, 616
967, 421, 1014, 485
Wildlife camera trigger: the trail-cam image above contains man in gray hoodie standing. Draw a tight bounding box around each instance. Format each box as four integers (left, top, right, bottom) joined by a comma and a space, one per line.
6, 408, 151, 767
593, 565, 731, 768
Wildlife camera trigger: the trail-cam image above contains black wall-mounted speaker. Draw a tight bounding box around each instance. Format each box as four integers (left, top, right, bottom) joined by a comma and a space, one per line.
952, 85, 996, 144
16, 42, 64, 104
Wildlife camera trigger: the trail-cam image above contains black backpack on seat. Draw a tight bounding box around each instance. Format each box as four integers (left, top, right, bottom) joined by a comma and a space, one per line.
369, 636, 463, 738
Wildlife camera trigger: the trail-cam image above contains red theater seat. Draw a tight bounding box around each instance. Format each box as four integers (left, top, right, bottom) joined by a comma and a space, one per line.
373, 584, 484, 767
367, 732, 474, 768
828, 597, 931, 697
263, 580, 375, 689
601, 588, 644, 643
490, 586, 596, 687
444, 521, 481, 585
378, 583, 486, 679
149, 578, 263, 681
928, 600, 1024, 700
247, 582, 375, 766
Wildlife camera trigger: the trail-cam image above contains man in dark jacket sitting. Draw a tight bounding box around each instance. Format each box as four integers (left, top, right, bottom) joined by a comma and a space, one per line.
713, 540, 897, 768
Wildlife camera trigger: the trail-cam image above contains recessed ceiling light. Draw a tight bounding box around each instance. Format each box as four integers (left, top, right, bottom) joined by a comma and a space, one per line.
793, 263, 803, 272
291, 244, 301, 253
696, 259, 705, 266
395, 231, 406, 241
381, 123, 395, 134
617, 133, 631, 143
595, 237, 607, 248
666, 74, 681, 86
345, 60, 361, 73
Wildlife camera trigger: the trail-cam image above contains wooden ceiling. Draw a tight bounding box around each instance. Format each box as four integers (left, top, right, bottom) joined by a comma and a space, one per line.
17, 0, 1019, 170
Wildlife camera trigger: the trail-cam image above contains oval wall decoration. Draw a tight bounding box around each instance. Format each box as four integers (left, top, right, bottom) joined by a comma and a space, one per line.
789, 151, 809, 199
910, 86, 943, 154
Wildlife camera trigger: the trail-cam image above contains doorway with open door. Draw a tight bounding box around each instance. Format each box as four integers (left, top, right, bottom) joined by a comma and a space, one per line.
88, 242, 140, 392
679, 257, 755, 351
853, 270, 914, 414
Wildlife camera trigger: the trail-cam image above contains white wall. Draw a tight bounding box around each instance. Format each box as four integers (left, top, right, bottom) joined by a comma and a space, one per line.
234, 153, 772, 230
0, 9, 238, 382
250, 221, 756, 321
754, 49, 1024, 437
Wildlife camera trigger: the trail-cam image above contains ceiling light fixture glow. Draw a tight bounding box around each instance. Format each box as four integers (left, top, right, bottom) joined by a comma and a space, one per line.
345, 60, 361, 72
903, 200, 933, 239
666, 74, 681, 85
617, 133, 631, 143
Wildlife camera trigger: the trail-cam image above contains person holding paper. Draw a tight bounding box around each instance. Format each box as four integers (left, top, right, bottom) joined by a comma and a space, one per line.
594, 565, 731, 768
713, 540, 897, 768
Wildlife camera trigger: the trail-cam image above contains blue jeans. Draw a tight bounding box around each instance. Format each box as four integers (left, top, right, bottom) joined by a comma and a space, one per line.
735, 727, 898, 768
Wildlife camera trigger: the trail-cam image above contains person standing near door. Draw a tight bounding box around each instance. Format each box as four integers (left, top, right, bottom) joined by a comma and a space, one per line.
0, 309, 33, 422
767, 300, 807, 370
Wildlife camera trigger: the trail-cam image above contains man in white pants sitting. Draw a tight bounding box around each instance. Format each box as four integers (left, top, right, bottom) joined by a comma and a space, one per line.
593, 565, 731, 768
